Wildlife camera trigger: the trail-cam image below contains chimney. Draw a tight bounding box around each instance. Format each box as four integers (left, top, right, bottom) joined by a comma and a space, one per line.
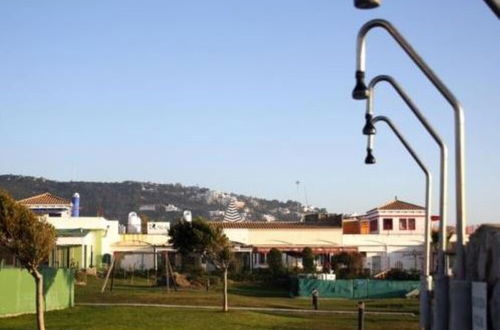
71, 193, 80, 217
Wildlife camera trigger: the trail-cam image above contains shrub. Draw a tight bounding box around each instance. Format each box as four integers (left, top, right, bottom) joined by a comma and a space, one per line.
267, 248, 284, 278
75, 271, 87, 285
302, 247, 315, 273
331, 252, 364, 279
385, 268, 420, 280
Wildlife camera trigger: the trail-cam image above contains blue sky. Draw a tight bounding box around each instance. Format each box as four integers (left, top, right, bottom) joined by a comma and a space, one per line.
0, 0, 498, 224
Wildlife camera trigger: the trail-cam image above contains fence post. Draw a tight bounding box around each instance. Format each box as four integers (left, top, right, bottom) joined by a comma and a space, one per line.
358, 301, 365, 330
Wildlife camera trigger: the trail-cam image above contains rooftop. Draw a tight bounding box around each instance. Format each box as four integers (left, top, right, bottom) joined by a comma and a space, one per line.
371, 199, 424, 211
56, 228, 90, 238
19, 192, 71, 206
213, 221, 341, 229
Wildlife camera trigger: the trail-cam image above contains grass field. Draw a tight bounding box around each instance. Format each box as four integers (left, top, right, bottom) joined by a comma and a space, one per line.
0, 276, 420, 329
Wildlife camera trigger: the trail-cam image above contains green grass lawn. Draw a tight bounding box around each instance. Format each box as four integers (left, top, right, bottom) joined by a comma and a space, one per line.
0, 276, 420, 330
0, 306, 418, 330
76, 276, 420, 313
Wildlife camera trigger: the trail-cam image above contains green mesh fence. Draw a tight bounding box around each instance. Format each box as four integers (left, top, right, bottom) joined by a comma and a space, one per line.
292, 278, 419, 299
0, 268, 74, 317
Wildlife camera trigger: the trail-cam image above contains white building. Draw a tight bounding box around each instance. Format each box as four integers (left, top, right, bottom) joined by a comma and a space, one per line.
147, 222, 170, 235
19, 192, 72, 218
220, 221, 345, 270
365, 199, 425, 234
139, 204, 156, 211
343, 199, 426, 274
163, 204, 180, 212
47, 216, 120, 269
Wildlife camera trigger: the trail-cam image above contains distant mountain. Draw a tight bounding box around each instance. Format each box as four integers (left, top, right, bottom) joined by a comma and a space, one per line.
0, 175, 307, 224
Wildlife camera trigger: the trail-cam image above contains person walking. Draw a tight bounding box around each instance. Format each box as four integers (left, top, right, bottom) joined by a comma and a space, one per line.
312, 288, 319, 310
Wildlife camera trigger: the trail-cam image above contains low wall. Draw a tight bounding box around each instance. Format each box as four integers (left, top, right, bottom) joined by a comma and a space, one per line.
0, 267, 74, 317
465, 224, 500, 329
291, 278, 419, 299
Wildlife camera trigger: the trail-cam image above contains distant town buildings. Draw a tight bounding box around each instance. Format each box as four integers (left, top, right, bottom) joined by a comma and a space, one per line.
10, 191, 458, 276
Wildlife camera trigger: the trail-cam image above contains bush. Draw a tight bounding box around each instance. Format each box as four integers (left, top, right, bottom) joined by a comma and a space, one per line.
228, 253, 244, 276
75, 270, 87, 285
331, 252, 364, 279
267, 248, 284, 278
384, 268, 420, 280
302, 247, 315, 273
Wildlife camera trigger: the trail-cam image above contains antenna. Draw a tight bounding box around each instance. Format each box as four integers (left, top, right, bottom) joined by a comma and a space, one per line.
295, 180, 311, 211
303, 185, 310, 209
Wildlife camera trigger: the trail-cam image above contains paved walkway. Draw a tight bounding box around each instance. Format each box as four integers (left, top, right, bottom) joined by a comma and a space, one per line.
77, 302, 416, 317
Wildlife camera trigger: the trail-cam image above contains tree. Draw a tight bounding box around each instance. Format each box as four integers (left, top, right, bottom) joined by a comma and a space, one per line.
168, 217, 234, 311
0, 191, 56, 330
168, 217, 213, 273
168, 217, 213, 256
331, 252, 364, 278
205, 225, 233, 312
139, 213, 150, 234
267, 248, 284, 278
302, 247, 315, 273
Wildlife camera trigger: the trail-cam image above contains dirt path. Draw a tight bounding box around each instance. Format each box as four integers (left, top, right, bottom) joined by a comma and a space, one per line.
77, 302, 416, 316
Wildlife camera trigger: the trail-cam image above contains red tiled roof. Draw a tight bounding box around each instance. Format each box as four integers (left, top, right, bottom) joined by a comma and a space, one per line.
375, 199, 424, 211
213, 221, 340, 229
19, 193, 71, 206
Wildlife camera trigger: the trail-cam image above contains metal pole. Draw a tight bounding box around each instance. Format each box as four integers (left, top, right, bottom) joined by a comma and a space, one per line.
365, 75, 449, 329
354, 19, 469, 328
166, 251, 170, 292
369, 115, 432, 329
358, 301, 365, 330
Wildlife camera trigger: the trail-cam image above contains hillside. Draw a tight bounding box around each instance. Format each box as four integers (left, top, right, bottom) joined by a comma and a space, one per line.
0, 175, 306, 224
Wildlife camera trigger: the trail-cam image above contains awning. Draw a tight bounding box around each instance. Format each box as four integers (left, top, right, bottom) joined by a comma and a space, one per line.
252, 246, 358, 254
55, 229, 90, 246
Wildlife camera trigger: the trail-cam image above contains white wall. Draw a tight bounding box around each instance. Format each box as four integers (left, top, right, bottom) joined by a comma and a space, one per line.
119, 254, 155, 270
223, 228, 250, 245
343, 234, 424, 273
147, 222, 170, 235
367, 209, 426, 235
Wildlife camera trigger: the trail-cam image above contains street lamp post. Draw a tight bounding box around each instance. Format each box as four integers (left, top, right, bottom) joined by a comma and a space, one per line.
366, 115, 432, 329
363, 75, 449, 329
365, 75, 448, 274
352, 19, 468, 329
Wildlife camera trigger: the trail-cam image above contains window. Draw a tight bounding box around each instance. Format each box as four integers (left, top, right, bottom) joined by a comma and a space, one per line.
383, 218, 393, 230
370, 220, 378, 232
399, 218, 407, 230
408, 218, 416, 230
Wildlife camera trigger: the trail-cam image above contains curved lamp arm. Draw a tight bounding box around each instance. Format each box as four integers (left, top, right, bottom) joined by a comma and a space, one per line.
368, 115, 432, 279
364, 75, 448, 277
353, 18, 466, 279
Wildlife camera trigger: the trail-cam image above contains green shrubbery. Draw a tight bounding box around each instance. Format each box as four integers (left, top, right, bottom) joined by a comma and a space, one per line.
384, 268, 420, 280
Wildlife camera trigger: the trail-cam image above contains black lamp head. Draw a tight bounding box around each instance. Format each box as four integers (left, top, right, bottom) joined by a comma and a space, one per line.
352, 70, 368, 100
365, 148, 376, 164
362, 113, 376, 135
354, 0, 381, 9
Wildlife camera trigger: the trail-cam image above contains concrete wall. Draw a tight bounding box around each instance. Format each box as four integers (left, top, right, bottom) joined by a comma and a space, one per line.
343, 234, 424, 273
119, 254, 156, 270
0, 268, 74, 317
119, 234, 169, 246
223, 228, 342, 246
